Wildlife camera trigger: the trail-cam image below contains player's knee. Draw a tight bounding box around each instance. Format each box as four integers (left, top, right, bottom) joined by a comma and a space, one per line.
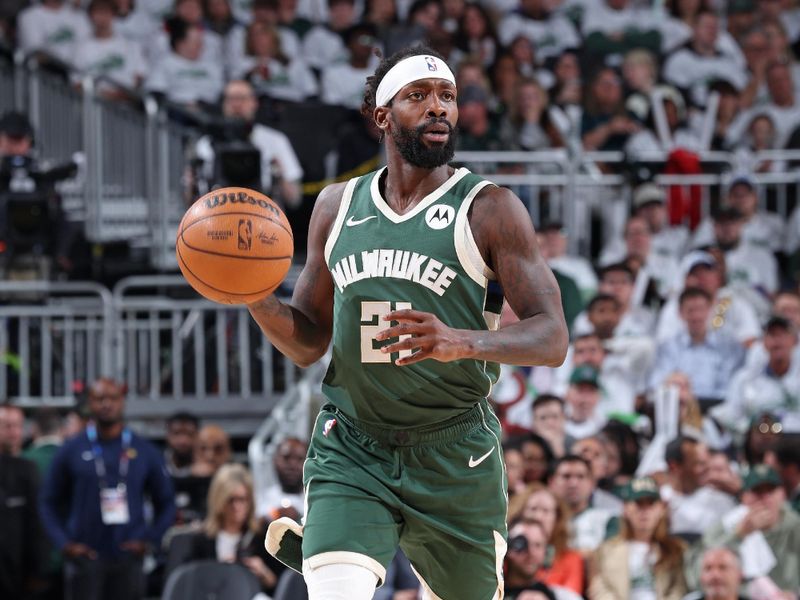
303, 561, 380, 600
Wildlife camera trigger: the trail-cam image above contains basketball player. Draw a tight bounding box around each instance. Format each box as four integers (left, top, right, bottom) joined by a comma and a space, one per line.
247, 46, 568, 600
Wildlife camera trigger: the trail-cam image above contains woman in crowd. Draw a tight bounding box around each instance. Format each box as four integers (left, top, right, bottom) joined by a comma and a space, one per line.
173, 463, 285, 595
453, 2, 497, 68
517, 484, 585, 595
235, 21, 317, 101
589, 477, 687, 600
581, 67, 640, 152
501, 78, 565, 151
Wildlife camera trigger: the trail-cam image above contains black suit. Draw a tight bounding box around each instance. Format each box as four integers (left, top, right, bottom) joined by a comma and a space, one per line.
0, 455, 43, 598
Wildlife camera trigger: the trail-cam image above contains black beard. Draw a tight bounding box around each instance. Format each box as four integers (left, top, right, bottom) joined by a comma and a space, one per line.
391, 117, 457, 169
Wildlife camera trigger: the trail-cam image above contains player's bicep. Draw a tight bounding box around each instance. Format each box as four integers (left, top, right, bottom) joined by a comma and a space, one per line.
289, 184, 344, 335
474, 188, 563, 321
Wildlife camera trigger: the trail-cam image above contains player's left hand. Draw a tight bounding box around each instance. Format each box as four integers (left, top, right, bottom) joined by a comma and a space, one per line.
376, 309, 469, 366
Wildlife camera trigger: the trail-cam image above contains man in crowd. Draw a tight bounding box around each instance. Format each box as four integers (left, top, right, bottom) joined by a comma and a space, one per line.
698, 465, 800, 594
39, 378, 176, 600
192, 423, 231, 476
531, 394, 569, 458
0, 402, 24, 456
257, 436, 307, 522
503, 519, 557, 600
685, 547, 745, 600
650, 287, 744, 401
549, 455, 616, 552
720, 316, 800, 433
660, 436, 737, 541
0, 444, 43, 598
564, 365, 608, 440
164, 411, 198, 478
656, 251, 761, 346
195, 79, 303, 208
22, 407, 64, 476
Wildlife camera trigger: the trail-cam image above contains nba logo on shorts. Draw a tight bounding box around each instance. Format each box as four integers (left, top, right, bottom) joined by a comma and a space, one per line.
425, 57, 437, 71
238, 219, 252, 250
323, 418, 337, 437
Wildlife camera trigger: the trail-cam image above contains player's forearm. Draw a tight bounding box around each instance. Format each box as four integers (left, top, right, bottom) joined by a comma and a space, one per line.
461, 313, 568, 367
247, 295, 329, 368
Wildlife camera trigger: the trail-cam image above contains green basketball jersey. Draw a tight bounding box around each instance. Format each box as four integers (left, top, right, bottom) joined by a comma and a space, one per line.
322, 166, 503, 428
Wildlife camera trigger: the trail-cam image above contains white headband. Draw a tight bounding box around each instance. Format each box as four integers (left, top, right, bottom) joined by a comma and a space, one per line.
375, 55, 456, 107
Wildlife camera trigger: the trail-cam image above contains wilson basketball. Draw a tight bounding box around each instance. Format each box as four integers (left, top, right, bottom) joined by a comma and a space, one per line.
176, 187, 294, 304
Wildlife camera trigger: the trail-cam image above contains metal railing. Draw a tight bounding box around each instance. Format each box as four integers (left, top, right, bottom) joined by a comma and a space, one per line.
112, 276, 298, 425
0, 281, 113, 407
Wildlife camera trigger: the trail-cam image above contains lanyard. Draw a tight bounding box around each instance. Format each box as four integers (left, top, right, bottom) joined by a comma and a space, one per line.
86, 423, 131, 489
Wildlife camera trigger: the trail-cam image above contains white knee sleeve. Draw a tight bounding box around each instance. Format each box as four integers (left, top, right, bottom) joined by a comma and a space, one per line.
304, 562, 379, 600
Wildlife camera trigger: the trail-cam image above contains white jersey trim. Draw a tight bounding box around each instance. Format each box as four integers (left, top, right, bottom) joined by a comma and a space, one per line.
454, 179, 496, 287
370, 166, 469, 223
324, 176, 359, 265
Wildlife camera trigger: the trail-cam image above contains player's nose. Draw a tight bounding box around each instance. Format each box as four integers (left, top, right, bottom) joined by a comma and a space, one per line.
426, 95, 447, 119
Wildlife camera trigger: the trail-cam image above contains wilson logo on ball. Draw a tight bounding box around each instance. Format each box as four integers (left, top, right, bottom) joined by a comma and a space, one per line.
205, 191, 283, 219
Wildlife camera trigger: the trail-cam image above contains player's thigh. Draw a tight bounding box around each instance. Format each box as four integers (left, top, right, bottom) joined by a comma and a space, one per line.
399, 411, 507, 599
303, 408, 403, 580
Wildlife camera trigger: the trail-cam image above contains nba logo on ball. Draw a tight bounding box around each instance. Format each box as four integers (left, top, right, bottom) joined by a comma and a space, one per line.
425, 57, 437, 71
238, 219, 252, 250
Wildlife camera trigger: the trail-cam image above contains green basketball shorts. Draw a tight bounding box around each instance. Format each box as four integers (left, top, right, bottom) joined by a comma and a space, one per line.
300, 398, 508, 600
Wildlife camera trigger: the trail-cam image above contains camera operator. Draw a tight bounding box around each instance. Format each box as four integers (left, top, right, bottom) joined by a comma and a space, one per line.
505, 519, 558, 600
0, 111, 76, 277
194, 80, 303, 208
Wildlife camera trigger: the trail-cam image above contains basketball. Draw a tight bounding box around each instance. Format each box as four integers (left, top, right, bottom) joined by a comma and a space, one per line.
176, 187, 294, 304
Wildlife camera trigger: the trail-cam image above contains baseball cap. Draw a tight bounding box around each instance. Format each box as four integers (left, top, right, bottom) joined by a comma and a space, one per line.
681, 250, 718, 276
728, 173, 756, 192
633, 184, 666, 209
569, 364, 600, 388
0, 111, 34, 139
457, 84, 489, 107
622, 476, 661, 502
741, 464, 782, 492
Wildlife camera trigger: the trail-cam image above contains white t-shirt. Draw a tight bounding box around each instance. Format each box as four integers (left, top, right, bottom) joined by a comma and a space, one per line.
216, 530, 242, 562
146, 27, 224, 69
691, 213, 786, 254
72, 35, 147, 89
114, 10, 157, 46
234, 57, 318, 102
321, 63, 371, 110
302, 25, 348, 70
659, 17, 745, 63
498, 12, 580, 62
656, 287, 761, 344
17, 4, 92, 65
660, 484, 737, 536
196, 123, 303, 192
146, 53, 225, 105
663, 48, 749, 106
571, 507, 614, 552
724, 242, 779, 296
565, 412, 608, 440
548, 255, 598, 302
582, 3, 658, 37
226, 26, 302, 73
628, 541, 658, 600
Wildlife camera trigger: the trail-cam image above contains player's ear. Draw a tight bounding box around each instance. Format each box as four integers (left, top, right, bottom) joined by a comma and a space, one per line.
374, 105, 391, 134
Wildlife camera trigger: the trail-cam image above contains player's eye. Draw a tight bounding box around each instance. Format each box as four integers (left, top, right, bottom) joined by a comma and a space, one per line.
442, 92, 455, 102
409, 91, 424, 100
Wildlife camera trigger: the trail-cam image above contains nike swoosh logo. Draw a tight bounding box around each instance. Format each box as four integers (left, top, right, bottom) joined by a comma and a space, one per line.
468, 448, 494, 468
346, 215, 377, 227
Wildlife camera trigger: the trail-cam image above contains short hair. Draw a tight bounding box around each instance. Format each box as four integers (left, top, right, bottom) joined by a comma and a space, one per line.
88, 0, 115, 12
598, 263, 634, 282
665, 435, 697, 466
32, 407, 61, 436
775, 435, 800, 468
587, 294, 620, 312
551, 454, 591, 477
532, 394, 564, 412
679, 286, 712, 307
167, 411, 200, 429
361, 45, 447, 117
